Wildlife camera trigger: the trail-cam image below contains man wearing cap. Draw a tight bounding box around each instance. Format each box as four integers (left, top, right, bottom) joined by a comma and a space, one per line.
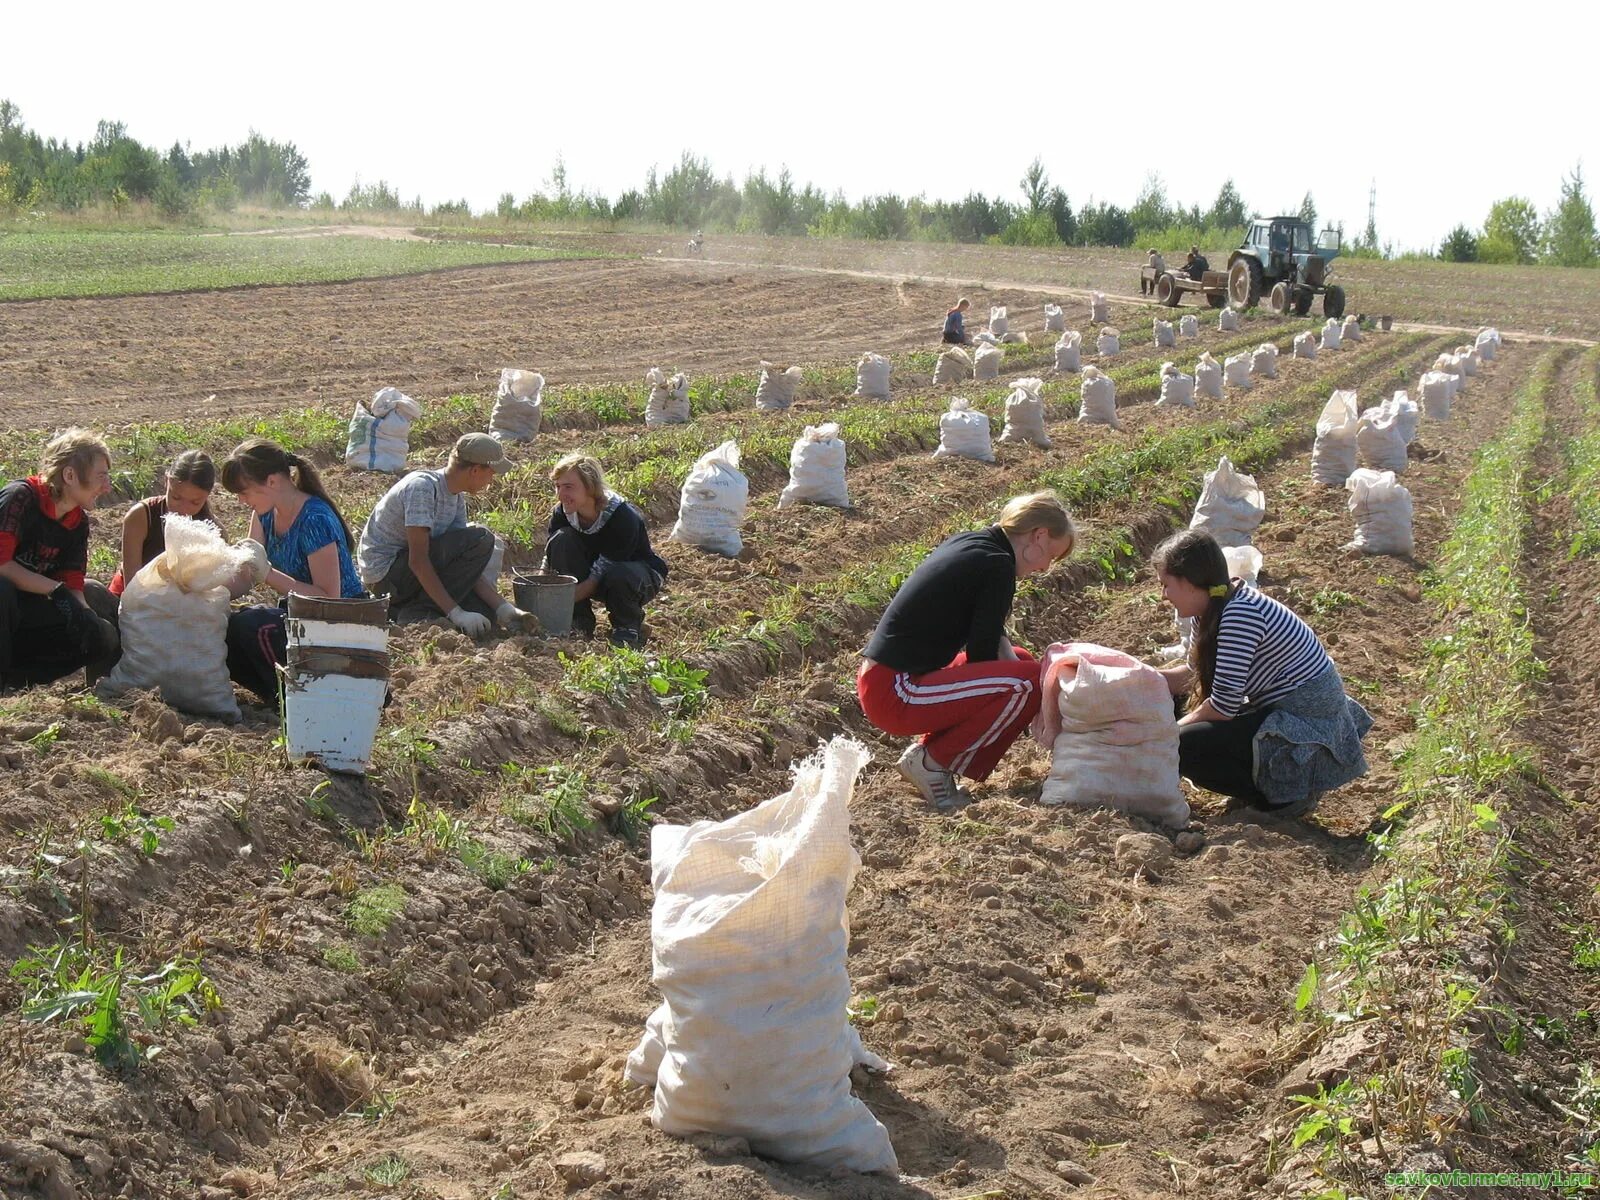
356, 433, 531, 637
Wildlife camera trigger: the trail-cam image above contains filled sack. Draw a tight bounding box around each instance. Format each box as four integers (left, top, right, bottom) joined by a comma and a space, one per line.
98, 515, 264, 720
779, 423, 849, 509
1090, 292, 1110, 324
625, 738, 898, 1174
1342, 316, 1363, 343
1387, 391, 1421, 443
1157, 363, 1195, 408
1218, 308, 1240, 332
1044, 303, 1066, 332
645, 368, 691, 427
988, 305, 1009, 337
934, 346, 973, 384
756, 361, 805, 412
1320, 318, 1342, 351
974, 343, 1003, 382
1456, 346, 1481, 376
1000, 330, 1029, 345
1179, 314, 1199, 338
1346, 469, 1414, 556
345, 387, 421, 473
1153, 319, 1176, 348
934, 398, 995, 462
1312, 390, 1361, 486
1294, 331, 1318, 360
490, 369, 545, 442
1195, 352, 1223, 401
1420, 371, 1455, 420
1033, 643, 1188, 828
998, 378, 1050, 448
670, 441, 748, 556
1475, 327, 1501, 360
854, 352, 891, 400
972, 331, 1000, 347
1190, 455, 1265, 547
1096, 327, 1121, 356
1078, 366, 1118, 428
1054, 330, 1082, 373
1224, 353, 1253, 390
1252, 342, 1279, 379
1357, 402, 1408, 473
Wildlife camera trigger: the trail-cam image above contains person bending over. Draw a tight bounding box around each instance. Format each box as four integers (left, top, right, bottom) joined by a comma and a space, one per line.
1153, 529, 1372, 817
542, 454, 668, 648
221, 439, 365, 707
942, 297, 972, 345
357, 433, 530, 637
0, 429, 120, 689
857, 491, 1076, 812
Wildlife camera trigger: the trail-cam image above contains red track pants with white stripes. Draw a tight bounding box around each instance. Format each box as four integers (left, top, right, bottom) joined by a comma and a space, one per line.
856, 650, 1041, 782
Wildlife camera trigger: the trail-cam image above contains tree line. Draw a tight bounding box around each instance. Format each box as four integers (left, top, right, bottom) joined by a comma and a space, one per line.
1437, 167, 1599, 268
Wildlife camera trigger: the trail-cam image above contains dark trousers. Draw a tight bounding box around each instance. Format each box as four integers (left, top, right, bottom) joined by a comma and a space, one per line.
544, 528, 660, 637
373, 525, 497, 623
226, 604, 288, 707
941, 329, 966, 345
0, 579, 116, 691
1178, 705, 1275, 805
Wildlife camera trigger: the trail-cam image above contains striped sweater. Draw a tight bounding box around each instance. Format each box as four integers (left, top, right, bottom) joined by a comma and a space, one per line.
1210, 585, 1331, 717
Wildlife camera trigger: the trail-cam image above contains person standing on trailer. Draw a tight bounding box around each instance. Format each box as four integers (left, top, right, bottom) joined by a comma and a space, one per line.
857, 491, 1076, 812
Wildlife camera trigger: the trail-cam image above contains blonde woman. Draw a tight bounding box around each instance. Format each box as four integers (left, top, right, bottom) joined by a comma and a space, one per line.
857, 491, 1076, 811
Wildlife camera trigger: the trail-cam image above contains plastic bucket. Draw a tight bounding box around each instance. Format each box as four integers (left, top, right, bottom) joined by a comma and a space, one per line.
1380, 315, 1393, 331
512, 572, 577, 637
282, 594, 390, 774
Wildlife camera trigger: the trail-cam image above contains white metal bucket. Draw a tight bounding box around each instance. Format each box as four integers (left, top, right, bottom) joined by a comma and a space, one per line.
281, 595, 390, 774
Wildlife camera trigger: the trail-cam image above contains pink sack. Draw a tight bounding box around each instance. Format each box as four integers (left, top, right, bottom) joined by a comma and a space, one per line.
1031, 642, 1170, 747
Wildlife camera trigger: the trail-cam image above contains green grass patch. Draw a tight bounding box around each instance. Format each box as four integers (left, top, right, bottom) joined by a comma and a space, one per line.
1556, 347, 1600, 556
345, 884, 406, 937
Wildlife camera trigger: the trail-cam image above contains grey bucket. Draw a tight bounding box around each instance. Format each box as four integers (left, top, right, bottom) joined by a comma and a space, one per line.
512, 572, 578, 636
1380, 315, 1393, 331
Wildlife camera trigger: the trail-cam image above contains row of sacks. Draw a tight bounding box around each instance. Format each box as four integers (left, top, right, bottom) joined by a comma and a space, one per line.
1293, 315, 1367, 361
1155, 345, 1279, 406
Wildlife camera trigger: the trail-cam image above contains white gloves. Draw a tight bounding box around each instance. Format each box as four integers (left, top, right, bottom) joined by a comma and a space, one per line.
448, 606, 492, 638
495, 601, 533, 630
241, 539, 271, 585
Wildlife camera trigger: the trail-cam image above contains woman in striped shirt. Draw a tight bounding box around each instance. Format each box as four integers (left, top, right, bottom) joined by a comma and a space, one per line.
1154, 530, 1373, 816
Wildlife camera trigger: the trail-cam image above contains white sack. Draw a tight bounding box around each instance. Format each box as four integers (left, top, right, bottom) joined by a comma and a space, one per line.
1153, 319, 1176, 348
1096, 327, 1121, 356
934, 398, 995, 462
670, 441, 748, 556
1038, 644, 1188, 828
1044, 303, 1065, 332
1224, 353, 1253, 390
988, 305, 1009, 337
974, 343, 1003, 382
625, 738, 898, 1174
1157, 365, 1195, 408
934, 346, 973, 384
1001, 331, 1029, 345
646, 368, 691, 427
1294, 331, 1318, 360
1387, 391, 1421, 444
972, 332, 1001, 347
1346, 468, 1414, 556
491, 369, 545, 442
779, 423, 849, 509
98, 516, 261, 719
1226, 544, 1263, 586
1195, 352, 1223, 401
1218, 308, 1240, 332
1312, 390, 1361, 486
1321, 318, 1342, 351
1252, 342, 1279, 379
1078, 367, 1118, 428
854, 353, 891, 400
1189, 455, 1265, 547
1054, 331, 1082, 373
344, 386, 422, 473
756, 362, 805, 412
1342, 316, 1363, 342
1357, 403, 1409, 473
1179, 314, 1199, 338
1475, 328, 1500, 360
1420, 371, 1455, 420
998, 378, 1050, 448
1090, 292, 1110, 324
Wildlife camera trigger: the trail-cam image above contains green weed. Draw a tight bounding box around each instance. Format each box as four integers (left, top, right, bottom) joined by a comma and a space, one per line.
345, 885, 406, 937
362, 1154, 411, 1187
500, 764, 593, 842
99, 803, 174, 857
321, 944, 362, 974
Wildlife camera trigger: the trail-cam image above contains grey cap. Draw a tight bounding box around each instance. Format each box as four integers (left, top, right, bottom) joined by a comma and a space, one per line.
455, 432, 513, 474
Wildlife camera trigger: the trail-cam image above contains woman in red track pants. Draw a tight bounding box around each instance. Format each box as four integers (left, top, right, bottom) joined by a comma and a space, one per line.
857, 491, 1076, 811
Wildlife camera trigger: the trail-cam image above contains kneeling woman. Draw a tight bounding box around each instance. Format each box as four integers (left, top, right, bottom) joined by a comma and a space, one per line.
1154, 529, 1373, 816
221, 440, 365, 706
858, 492, 1076, 811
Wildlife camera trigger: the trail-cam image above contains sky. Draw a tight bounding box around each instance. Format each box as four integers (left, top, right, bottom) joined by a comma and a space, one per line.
7, 0, 1596, 252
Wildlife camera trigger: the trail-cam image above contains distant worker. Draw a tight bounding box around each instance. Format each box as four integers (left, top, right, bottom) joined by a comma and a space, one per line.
1141, 248, 1167, 295
356, 433, 531, 636
1181, 245, 1210, 279
942, 297, 972, 345
687, 229, 704, 255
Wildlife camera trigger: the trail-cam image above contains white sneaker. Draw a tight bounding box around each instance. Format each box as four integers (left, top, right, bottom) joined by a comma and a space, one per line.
896, 743, 970, 813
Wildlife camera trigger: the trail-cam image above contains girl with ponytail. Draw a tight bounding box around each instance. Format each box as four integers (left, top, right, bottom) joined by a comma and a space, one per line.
1153, 529, 1372, 817
220, 439, 364, 705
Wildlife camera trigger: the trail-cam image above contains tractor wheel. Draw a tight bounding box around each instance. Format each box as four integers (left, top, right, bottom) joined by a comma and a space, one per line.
1228, 257, 1263, 309
1293, 287, 1314, 317
1156, 273, 1181, 307
1323, 285, 1346, 319
1269, 282, 1291, 315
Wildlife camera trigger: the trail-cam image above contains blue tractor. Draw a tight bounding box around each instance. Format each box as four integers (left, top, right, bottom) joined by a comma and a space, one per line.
1225, 217, 1345, 318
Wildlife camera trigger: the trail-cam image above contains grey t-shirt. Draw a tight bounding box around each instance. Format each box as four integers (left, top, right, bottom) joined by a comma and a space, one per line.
356, 469, 467, 585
